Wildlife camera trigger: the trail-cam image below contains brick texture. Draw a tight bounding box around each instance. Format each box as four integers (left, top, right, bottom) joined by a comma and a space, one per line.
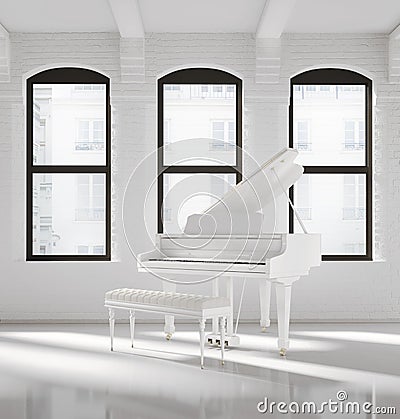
0, 32, 398, 321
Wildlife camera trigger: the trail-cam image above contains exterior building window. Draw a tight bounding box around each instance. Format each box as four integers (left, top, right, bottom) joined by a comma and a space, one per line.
77, 245, 105, 254
295, 176, 312, 220
210, 120, 235, 150
294, 120, 311, 151
74, 84, 105, 92
344, 243, 365, 253
344, 120, 365, 151
76, 120, 104, 151
158, 68, 242, 234
164, 84, 181, 91
75, 175, 105, 221
27, 67, 111, 261
343, 175, 365, 220
164, 119, 171, 149
290, 68, 372, 260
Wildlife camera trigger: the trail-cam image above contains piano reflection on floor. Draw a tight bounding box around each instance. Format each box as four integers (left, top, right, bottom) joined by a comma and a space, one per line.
138, 148, 321, 356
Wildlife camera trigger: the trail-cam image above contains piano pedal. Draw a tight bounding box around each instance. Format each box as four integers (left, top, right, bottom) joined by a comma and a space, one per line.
215, 339, 229, 348
207, 333, 240, 347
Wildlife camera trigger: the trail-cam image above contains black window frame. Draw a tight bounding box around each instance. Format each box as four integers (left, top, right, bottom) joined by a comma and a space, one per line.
289, 68, 372, 261
157, 68, 243, 233
26, 67, 111, 261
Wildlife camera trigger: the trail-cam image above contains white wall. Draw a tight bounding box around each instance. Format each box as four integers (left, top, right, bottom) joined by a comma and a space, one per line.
0, 32, 398, 321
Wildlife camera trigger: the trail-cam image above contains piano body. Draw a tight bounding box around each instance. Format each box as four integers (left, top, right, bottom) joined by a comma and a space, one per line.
138, 148, 321, 356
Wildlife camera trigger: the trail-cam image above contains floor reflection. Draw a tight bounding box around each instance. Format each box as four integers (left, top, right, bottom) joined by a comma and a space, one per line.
0, 323, 399, 418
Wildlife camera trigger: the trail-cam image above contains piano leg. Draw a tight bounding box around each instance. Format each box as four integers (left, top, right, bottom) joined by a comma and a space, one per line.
275, 277, 299, 356
225, 276, 234, 337
211, 278, 219, 335
259, 279, 272, 332
162, 281, 176, 340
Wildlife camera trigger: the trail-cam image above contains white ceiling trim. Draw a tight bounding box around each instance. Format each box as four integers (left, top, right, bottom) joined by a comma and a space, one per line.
0, 22, 10, 82
108, 0, 144, 38
390, 23, 400, 40
389, 23, 400, 83
256, 0, 297, 38
0, 22, 8, 37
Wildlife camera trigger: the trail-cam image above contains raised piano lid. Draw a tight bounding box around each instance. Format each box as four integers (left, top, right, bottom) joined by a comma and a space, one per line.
184, 148, 303, 235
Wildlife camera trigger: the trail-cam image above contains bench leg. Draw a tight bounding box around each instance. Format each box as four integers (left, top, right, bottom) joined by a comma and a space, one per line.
108, 308, 115, 351
199, 318, 206, 369
162, 282, 176, 339
219, 316, 226, 366
129, 309, 135, 348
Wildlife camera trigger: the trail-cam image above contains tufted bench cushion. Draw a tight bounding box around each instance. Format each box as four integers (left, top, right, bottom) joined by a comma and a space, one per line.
105, 288, 230, 311
105, 287, 230, 368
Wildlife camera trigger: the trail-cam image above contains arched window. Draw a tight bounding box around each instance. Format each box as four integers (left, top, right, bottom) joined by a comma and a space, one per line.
26, 68, 111, 260
289, 68, 372, 260
157, 68, 242, 234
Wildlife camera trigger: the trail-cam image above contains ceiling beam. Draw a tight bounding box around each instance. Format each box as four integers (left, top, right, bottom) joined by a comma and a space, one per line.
256, 0, 297, 38
389, 23, 400, 83
0, 22, 10, 82
390, 23, 400, 40
0, 22, 8, 37
108, 0, 144, 38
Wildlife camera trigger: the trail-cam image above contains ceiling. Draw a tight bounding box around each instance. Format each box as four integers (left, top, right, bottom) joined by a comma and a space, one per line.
0, 0, 399, 35
0, 0, 118, 33
138, 0, 266, 33
285, 0, 400, 33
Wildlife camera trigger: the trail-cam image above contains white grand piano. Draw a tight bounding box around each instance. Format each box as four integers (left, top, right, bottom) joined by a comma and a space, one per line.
138, 148, 321, 356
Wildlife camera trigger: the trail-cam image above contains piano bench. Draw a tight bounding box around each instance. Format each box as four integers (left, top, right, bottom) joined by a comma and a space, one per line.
104, 288, 231, 369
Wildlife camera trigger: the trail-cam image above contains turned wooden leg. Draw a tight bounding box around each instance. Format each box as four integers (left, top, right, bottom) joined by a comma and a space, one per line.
129, 309, 135, 348
108, 308, 115, 351
219, 316, 226, 365
199, 318, 206, 369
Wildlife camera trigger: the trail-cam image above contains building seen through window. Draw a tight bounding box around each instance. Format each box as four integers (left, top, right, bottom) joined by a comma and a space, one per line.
27, 68, 110, 260
158, 68, 242, 234
290, 69, 372, 260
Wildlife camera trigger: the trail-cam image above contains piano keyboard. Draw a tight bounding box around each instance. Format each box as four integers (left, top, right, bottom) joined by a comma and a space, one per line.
149, 258, 266, 265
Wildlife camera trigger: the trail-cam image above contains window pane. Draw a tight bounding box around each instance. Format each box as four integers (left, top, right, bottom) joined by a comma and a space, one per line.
163, 173, 236, 234
163, 84, 236, 166
293, 85, 365, 165
77, 245, 89, 254
294, 174, 366, 255
32, 174, 106, 255
33, 84, 106, 165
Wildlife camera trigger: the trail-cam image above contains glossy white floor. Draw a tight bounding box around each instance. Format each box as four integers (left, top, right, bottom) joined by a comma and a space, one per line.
0, 322, 399, 418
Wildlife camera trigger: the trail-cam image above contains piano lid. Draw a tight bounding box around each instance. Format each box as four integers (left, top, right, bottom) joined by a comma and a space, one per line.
184, 148, 303, 235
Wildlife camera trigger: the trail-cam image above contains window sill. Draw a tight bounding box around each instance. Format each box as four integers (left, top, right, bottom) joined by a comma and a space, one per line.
321, 258, 385, 263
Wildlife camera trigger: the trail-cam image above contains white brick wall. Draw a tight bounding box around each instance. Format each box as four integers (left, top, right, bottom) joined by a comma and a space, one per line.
0, 32, 399, 321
